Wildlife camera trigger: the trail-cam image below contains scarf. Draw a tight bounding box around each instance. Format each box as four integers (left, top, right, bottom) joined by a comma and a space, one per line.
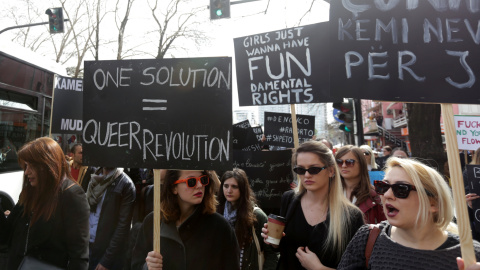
86, 168, 123, 208
223, 201, 237, 228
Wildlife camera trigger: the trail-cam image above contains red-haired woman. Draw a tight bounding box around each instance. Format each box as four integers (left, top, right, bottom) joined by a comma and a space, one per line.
131, 170, 240, 270
335, 145, 386, 224
0, 137, 89, 269
217, 168, 278, 270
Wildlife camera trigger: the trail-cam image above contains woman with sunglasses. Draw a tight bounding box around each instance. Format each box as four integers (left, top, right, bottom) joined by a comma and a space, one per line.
336, 145, 386, 224
262, 140, 364, 270
337, 157, 480, 270
359, 145, 380, 171
217, 168, 278, 270
131, 170, 240, 270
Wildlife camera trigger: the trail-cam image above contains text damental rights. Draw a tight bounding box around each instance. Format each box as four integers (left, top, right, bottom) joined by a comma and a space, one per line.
330, 1, 480, 104
82, 58, 233, 170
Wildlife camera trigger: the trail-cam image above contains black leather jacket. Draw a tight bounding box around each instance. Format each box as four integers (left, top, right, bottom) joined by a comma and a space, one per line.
89, 169, 136, 269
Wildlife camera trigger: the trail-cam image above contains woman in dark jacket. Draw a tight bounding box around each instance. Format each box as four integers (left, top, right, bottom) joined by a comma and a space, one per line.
0, 137, 89, 269
131, 169, 240, 270
336, 145, 386, 224
217, 168, 278, 270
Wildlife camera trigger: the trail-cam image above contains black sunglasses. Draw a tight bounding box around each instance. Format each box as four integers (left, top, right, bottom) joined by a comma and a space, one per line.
363, 152, 370, 156
293, 166, 327, 175
174, 175, 210, 188
336, 159, 356, 167
374, 180, 417, 199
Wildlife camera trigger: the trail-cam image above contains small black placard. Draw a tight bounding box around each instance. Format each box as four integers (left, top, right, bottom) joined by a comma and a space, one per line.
264, 112, 315, 148
51, 75, 83, 134
233, 120, 262, 151
466, 165, 480, 234
82, 58, 232, 170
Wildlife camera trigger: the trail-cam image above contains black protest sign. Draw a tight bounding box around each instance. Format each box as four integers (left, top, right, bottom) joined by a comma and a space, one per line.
234, 22, 339, 106
83, 58, 232, 170
466, 165, 480, 233
330, 2, 480, 104
51, 75, 83, 134
264, 112, 315, 148
233, 150, 292, 210
233, 120, 262, 151
252, 126, 264, 142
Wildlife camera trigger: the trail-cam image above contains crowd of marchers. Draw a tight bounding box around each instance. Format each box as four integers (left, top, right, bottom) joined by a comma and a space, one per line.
2, 137, 480, 270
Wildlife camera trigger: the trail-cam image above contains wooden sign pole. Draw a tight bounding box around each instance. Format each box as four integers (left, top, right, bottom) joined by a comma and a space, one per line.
153, 169, 161, 253
291, 104, 300, 149
441, 104, 476, 267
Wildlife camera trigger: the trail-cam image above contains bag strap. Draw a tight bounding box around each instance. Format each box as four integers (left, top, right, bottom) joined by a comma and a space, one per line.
365, 224, 381, 268
252, 226, 262, 255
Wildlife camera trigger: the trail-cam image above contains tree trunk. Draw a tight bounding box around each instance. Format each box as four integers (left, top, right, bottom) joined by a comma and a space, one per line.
406, 103, 447, 174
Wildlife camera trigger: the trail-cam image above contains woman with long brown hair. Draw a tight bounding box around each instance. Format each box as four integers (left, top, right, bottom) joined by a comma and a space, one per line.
0, 137, 89, 269
217, 168, 278, 270
131, 169, 240, 270
335, 145, 386, 224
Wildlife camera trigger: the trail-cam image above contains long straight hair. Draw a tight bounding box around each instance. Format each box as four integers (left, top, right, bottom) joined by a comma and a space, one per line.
336, 145, 372, 205
359, 144, 378, 170
217, 168, 257, 247
292, 141, 361, 261
17, 137, 71, 225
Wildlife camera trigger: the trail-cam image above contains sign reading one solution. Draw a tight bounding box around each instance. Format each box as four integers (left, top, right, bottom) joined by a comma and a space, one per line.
234, 22, 339, 106
329, 1, 480, 104
455, 115, 480, 150
51, 75, 83, 134
83, 58, 232, 170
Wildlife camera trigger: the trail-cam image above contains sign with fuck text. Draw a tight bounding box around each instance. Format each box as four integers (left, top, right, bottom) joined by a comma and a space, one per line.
455, 115, 480, 151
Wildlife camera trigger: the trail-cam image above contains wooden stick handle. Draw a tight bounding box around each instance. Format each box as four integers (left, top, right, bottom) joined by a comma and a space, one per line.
153, 169, 161, 253
291, 104, 300, 149
441, 104, 476, 267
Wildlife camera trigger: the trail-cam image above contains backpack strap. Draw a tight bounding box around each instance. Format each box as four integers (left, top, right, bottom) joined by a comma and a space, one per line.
365, 224, 381, 268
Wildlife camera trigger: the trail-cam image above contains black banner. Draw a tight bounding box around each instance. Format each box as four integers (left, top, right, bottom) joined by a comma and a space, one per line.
83, 58, 232, 170
264, 112, 315, 148
233, 150, 293, 211
234, 22, 340, 106
51, 75, 83, 134
233, 120, 262, 151
330, 1, 480, 104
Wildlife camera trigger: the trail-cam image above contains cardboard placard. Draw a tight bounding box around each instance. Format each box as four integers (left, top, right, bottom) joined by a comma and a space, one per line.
264, 112, 315, 148
233, 120, 262, 151
233, 150, 293, 211
82, 58, 233, 170
51, 75, 83, 134
455, 115, 480, 150
234, 22, 340, 106
329, 1, 480, 104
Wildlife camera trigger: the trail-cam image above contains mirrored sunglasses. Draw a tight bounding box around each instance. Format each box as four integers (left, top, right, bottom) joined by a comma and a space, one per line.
336, 159, 356, 167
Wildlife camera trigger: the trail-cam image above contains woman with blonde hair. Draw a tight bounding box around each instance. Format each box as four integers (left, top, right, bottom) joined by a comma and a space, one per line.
262, 140, 364, 269
338, 157, 480, 269
359, 145, 379, 171
131, 169, 240, 270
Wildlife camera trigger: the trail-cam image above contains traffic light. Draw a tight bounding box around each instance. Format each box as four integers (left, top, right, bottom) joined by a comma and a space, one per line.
333, 99, 354, 133
210, 0, 230, 20
45, 8, 64, 34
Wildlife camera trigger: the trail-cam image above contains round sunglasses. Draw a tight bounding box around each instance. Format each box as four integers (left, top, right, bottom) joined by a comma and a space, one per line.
293, 166, 327, 175
174, 175, 209, 188
336, 159, 356, 167
373, 180, 416, 199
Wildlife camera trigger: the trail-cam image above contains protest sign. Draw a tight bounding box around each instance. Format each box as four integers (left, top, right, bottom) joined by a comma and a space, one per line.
234, 22, 340, 106
252, 126, 264, 142
264, 112, 315, 148
466, 165, 480, 234
233, 120, 262, 151
50, 75, 83, 134
83, 57, 232, 170
233, 150, 292, 212
330, 1, 480, 103
455, 115, 480, 150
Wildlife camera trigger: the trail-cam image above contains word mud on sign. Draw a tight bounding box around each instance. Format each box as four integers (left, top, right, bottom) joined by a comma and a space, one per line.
83, 119, 230, 163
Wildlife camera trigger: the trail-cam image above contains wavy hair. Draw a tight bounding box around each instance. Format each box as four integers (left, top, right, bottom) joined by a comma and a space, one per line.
384, 157, 455, 232
336, 145, 372, 205
217, 168, 257, 247
359, 145, 378, 170
18, 137, 71, 225
292, 140, 362, 261
161, 170, 219, 223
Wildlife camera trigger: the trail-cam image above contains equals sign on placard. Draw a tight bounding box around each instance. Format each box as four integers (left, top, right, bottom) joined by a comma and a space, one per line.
142, 99, 167, 111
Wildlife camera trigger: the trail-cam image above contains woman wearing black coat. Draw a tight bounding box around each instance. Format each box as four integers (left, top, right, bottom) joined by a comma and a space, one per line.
0, 137, 90, 269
